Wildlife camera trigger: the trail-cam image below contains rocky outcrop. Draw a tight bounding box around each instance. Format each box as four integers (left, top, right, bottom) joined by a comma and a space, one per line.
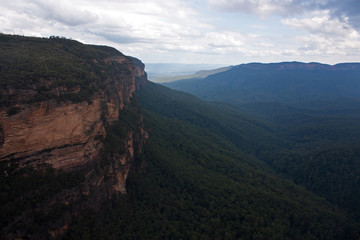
0, 49, 147, 179
0, 99, 105, 168
0, 35, 148, 239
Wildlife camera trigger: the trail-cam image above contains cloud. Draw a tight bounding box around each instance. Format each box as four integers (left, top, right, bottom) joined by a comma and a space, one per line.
1, 0, 359, 64
0, 0, 206, 46
281, 11, 360, 60
295, 33, 360, 57
205, 32, 244, 48
208, 0, 315, 16
94, 32, 149, 44
3, 0, 99, 27
33, 0, 99, 26
208, 0, 360, 30
282, 11, 357, 36
324, 0, 360, 29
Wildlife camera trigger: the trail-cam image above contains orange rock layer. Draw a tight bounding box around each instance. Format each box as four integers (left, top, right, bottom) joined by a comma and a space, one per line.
0, 55, 147, 192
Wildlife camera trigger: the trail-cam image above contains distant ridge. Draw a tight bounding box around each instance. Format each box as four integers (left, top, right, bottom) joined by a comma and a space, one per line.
233, 61, 360, 70
145, 63, 227, 82
151, 66, 231, 83
164, 61, 360, 103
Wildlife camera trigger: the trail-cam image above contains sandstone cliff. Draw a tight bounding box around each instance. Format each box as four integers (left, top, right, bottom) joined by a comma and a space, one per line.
0, 34, 148, 239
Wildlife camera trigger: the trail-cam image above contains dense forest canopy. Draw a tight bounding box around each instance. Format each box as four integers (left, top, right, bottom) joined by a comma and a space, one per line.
164, 61, 360, 223
64, 82, 360, 239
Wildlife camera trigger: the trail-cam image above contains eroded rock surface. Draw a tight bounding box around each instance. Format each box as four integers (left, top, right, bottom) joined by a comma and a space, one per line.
0, 35, 148, 239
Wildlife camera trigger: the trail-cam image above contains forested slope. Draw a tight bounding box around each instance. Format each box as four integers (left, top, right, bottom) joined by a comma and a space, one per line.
164, 61, 360, 221
64, 81, 360, 239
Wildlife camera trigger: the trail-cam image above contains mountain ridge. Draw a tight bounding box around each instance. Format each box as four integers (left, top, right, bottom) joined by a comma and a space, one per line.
234, 61, 360, 70
164, 61, 360, 103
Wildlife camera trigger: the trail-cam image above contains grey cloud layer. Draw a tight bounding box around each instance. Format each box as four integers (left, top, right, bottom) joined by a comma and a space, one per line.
326, 0, 360, 28
5, 0, 99, 26
208, 0, 315, 16
209, 0, 360, 29
33, 0, 99, 26
1, 0, 359, 64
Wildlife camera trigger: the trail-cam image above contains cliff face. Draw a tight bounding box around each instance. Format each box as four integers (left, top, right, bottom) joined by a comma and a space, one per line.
0, 35, 148, 239
0, 53, 146, 180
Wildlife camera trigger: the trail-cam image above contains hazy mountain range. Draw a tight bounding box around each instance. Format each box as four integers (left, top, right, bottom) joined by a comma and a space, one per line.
164, 61, 360, 103
145, 63, 226, 82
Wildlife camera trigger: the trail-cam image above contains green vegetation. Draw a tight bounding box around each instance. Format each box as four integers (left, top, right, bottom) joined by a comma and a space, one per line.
242, 101, 360, 221
137, 82, 280, 157
63, 82, 360, 239
165, 62, 360, 222
101, 98, 142, 165
0, 34, 130, 105
0, 162, 84, 237
265, 143, 360, 220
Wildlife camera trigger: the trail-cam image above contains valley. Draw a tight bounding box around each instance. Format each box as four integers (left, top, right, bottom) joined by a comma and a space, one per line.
0, 34, 359, 240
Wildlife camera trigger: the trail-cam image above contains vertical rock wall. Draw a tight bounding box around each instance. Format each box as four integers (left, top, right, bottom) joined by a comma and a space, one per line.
0, 38, 148, 239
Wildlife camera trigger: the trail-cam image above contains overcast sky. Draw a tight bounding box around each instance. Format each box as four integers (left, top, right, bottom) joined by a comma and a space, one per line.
1, 0, 360, 65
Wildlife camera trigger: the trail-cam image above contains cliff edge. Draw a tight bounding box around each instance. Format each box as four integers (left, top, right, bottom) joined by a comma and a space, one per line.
0, 34, 147, 239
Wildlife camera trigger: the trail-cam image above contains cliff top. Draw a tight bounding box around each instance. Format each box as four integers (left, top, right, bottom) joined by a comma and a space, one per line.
0, 34, 138, 106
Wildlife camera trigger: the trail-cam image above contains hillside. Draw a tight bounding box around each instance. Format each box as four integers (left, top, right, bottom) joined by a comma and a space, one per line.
164, 62, 360, 103
64, 81, 360, 239
164, 61, 360, 221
